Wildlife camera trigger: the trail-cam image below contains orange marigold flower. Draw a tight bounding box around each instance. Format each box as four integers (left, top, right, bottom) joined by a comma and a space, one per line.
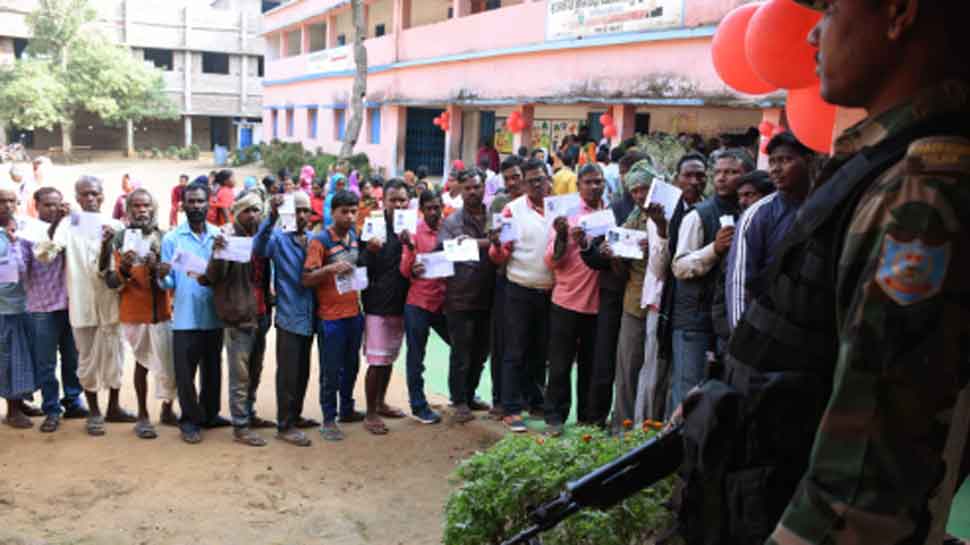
581, 434, 592, 443
535, 437, 545, 445
622, 419, 633, 429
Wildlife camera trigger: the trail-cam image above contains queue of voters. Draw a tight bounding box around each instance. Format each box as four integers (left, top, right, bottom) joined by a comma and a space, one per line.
0, 132, 820, 446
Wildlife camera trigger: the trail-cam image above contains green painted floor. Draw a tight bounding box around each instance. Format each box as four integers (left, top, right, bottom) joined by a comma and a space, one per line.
396, 335, 970, 538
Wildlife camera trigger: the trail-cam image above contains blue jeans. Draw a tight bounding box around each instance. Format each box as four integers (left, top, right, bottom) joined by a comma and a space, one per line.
29, 310, 82, 416
403, 304, 451, 413
318, 315, 363, 423
668, 329, 715, 418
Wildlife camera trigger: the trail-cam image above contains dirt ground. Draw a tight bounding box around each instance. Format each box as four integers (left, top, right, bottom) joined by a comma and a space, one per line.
0, 156, 504, 545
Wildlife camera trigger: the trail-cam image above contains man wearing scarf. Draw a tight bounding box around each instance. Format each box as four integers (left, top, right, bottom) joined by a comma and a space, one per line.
100, 188, 178, 439
207, 192, 274, 447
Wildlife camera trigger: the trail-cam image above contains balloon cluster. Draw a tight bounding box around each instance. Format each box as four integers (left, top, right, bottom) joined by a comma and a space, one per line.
711, 0, 836, 153
433, 111, 451, 132
599, 110, 617, 139
506, 110, 531, 133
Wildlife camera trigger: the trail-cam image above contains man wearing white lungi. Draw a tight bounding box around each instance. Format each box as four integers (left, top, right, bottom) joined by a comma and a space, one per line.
44, 176, 133, 436
99, 187, 178, 439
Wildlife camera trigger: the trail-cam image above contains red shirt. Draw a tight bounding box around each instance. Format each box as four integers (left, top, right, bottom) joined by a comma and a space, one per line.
543, 200, 602, 315
207, 186, 234, 226
399, 219, 446, 313
310, 194, 325, 225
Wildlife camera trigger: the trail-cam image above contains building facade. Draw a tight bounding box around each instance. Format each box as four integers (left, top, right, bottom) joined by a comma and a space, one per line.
0, 0, 274, 151
261, 0, 783, 176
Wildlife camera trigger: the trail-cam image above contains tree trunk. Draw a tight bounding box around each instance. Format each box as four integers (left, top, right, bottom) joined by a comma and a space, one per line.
61, 118, 73, 160
339, 0, 368, 159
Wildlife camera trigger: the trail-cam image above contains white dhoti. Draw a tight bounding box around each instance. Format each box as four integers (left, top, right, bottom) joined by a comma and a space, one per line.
73, 324, 125, 392
122, 321, 177, 402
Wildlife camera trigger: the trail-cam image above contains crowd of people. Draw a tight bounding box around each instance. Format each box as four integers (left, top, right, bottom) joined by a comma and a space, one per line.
0, 130, 815, 447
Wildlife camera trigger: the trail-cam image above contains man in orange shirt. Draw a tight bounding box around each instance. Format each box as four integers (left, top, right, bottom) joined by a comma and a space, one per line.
207, 170, 236, 226
303, 190, 365, 442
99, 188, 178, 439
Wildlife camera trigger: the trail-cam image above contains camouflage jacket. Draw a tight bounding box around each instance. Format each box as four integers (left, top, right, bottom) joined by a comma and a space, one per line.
768, 80, 970, 545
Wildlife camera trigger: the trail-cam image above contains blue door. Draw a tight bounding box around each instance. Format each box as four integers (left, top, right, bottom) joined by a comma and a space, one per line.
239, 126, 253, 149
404, 107, 446, 176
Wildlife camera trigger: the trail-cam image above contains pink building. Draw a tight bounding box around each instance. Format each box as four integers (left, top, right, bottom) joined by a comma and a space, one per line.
262, 0, 780, 176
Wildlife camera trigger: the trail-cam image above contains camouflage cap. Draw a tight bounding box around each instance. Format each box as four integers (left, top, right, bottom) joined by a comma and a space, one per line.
793, 0, 825, 10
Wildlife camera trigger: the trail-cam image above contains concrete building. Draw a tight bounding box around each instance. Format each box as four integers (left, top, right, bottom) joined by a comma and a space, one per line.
0, 0, 278, 151
261, 0, 784, 175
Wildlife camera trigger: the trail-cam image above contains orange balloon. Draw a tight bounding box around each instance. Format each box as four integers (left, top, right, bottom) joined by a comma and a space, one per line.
746, 0, 821, 90
786, 84, 836, 153
602, 125, 617, 138
712, 2, 777, 95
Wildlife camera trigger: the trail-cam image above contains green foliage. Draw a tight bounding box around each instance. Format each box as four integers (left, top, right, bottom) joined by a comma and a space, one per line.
175, 144, 200, 160
150, 147, 161, 159
230, 145, 262, 167
0, 0, 177, 144
632, 133, 691, 180
258, 140, 371, 180
164, 145, 179, 159
444, 426, 674, 545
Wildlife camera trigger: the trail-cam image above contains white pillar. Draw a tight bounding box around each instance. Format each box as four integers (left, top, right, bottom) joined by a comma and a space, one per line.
126, 119, 135, 157
184, 116, 193, 147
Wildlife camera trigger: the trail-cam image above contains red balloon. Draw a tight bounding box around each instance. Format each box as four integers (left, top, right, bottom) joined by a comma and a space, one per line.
599, 114, 614, 127
786, 83, 836, 153
746, 0, 821, 90
442, 110, 450, 120
602, 125, 618, 138
433, 117, 442, 127
771, 126, 787, 137
758, 120, 775, 137
507, 118, 522, 133
712, 3, 777, 95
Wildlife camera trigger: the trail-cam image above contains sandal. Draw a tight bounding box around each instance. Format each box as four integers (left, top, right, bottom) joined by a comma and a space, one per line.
364, 418, 388, 435
250, 415, 277, 429
4, 413, 33, 429
105, 409, 138, 424
295, 416, 321, 429
376, 406, 406, 419
233, 428, 267, 447
86, 415, 106, 436
319, 423, 345, 442
40, 414, 60, 433
134, 420, 158, 440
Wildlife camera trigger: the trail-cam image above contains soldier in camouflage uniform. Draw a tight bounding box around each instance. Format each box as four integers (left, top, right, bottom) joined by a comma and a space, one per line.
763, 0, 970, 544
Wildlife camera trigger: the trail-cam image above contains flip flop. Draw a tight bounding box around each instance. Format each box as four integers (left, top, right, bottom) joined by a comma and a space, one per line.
86, 416, 106, 436
364, 418, 388, 435
133, 420, 158, 440
376, 406, 406, 419
4, 413, 33, 429
105, 409, 138, 424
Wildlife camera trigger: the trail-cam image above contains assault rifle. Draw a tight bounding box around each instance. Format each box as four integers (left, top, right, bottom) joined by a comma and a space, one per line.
500, 423, 684, 545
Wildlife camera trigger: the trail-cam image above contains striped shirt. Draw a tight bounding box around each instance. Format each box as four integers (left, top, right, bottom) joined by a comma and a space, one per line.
19, 238, 68, 313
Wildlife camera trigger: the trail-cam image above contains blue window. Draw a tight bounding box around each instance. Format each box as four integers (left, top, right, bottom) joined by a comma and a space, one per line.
286, 108, 294, 137
368, 107, 381, 144
271, 110, 278, 138
308, 107, 318, 139
335, 108, 346, 141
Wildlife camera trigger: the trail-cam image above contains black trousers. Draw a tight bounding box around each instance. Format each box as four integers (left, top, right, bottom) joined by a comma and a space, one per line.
447, 310, 491, 406
587, 288, 624, 425
544, 303, 597, 425
500, 282, 550, 415
173, 329, 224, 430
276, 327, 312, 431
489, 274, 508, 407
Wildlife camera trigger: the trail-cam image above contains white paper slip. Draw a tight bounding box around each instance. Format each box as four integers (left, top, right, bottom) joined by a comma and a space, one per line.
214, 236, 254, 263
122, 229, 153, 258
719, 215, 735, 228
0, 257, 18, 283
74, 211, 106, 240
492, 214, 520, 244
578, 209, 616, 238
393, 209, 418, 235
607, 227, 648, 260
360, 216, 386, 242
335, 266, 369, 295
15, 217, 51, 244
279, 195, 296, 214
443, 238, 480, 262
170, 248, 209, 275
279, 213, 297, 232
417, 251, 455, 279
645, 178, 682, 222
544, 193, 582, 222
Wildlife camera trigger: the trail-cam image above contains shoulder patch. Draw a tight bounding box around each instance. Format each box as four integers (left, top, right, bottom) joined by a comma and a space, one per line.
904, 136, 970, 176
875, 235, 950, 306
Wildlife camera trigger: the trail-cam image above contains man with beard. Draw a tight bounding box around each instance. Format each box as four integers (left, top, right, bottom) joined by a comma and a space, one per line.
439, 169, 495, 424
22, 188, 88, 432
207, 192, 273, 447
255, 191, 320, 447
160, 181, 227, 444
99, 188, 178, 439
47, 177, 131, 436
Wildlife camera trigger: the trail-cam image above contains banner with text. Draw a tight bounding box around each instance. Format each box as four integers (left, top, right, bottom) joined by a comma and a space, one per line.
546, 0, 683, 41
307, 45, 353, 73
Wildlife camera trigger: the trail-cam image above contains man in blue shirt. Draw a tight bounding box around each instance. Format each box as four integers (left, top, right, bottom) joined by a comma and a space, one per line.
254, 191, 319, 447
160, 181, 226, 444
